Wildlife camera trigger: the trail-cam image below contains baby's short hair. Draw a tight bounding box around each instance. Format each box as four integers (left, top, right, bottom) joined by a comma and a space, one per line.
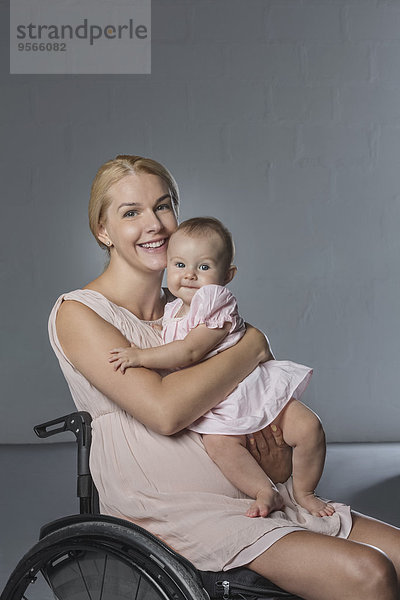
176, 217, 235, 272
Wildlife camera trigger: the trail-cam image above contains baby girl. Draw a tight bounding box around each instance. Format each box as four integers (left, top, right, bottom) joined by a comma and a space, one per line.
109, 217, 334, 519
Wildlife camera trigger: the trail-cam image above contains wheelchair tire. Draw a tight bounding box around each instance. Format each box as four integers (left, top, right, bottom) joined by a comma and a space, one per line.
1, 519, 209, 600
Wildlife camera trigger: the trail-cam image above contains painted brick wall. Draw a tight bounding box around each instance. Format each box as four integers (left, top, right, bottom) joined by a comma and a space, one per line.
1, 0, 400, 442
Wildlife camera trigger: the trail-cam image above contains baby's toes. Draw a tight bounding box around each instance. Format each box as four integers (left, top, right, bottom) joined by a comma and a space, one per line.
258, 505, 269, 518
315, 503, 335, 517
323, 503, 336, 516
246, 502, 261, 518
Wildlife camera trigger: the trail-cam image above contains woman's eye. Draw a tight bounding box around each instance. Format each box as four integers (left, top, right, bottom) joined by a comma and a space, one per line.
199, 264, 210, 271
156, 203, 171, 211
124, 210, 139, 218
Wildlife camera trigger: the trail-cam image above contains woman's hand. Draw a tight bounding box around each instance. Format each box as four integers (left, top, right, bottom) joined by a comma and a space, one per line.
247, 425, 292, 484
244, 324, 275, 364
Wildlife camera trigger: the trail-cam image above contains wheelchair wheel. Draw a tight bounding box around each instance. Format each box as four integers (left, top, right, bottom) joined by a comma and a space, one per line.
1, 518, 208, 600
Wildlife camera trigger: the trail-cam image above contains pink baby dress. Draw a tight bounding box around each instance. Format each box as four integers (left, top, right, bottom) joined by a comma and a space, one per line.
162, 284, 313, 435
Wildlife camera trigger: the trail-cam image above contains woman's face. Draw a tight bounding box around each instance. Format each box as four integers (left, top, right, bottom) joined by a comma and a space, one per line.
98, 172, 178, 274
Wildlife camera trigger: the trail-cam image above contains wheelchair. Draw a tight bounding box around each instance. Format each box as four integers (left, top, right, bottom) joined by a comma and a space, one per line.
1, 412, 303, 600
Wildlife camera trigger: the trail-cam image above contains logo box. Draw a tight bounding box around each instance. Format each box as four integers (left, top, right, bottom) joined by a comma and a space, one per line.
10, 0, 151, 74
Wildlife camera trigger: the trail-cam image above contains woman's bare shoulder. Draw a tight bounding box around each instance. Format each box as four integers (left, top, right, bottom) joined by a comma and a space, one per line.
56, 286, 110, 330
56, 297, 100, 330
56, 297, 125, 360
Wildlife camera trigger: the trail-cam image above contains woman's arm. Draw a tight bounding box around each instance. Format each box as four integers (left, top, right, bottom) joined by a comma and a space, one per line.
109, 322, 231, 373
56, 300, 271, 436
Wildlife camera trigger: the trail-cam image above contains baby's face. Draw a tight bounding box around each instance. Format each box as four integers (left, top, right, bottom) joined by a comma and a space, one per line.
167, 230, 227, 305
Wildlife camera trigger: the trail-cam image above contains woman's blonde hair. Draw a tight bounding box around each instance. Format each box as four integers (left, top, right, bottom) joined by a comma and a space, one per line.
89, 155, 180, 251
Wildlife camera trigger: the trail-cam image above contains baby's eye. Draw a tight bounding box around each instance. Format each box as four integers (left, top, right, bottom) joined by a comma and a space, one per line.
199, 264, 210, 271
175, 262, 185, 268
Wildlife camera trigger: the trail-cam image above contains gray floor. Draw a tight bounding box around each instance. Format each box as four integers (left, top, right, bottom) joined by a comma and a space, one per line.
1, 442, 399, 591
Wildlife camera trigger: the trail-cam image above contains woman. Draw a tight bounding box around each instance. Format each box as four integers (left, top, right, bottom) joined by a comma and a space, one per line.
49, 155, 400, 600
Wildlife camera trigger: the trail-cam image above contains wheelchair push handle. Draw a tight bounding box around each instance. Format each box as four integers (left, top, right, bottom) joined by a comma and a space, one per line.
35, 412, 92, 472
34, 411, 92, 441
34, 414, 71, 438
34, 411, 99, 514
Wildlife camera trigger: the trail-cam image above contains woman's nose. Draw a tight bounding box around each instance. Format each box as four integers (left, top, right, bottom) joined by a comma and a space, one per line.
143, 210, 162, 233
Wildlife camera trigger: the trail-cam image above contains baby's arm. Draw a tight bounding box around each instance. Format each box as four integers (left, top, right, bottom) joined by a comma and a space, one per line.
109, 322, 231, 373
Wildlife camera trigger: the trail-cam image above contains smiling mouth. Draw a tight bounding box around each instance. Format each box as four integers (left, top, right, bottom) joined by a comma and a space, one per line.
138, 239, 167, 249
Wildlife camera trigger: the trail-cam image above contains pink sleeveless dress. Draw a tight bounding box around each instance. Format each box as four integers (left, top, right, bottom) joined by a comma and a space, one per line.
48, 289, 352, 572
163, 285, 313, 435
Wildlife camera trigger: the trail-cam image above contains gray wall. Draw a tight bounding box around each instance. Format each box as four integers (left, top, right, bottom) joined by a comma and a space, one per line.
1, 0, 400, 443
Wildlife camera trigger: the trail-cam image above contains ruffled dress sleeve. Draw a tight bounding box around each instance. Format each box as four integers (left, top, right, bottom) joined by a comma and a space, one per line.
162, 297, 181, 322
187, 284, 242, 333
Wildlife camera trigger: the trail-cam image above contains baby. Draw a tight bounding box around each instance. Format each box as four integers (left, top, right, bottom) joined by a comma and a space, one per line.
109, 217, 335, 519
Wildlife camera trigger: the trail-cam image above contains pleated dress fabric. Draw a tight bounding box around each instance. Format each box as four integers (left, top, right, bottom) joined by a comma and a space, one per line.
48, 289, 352, 572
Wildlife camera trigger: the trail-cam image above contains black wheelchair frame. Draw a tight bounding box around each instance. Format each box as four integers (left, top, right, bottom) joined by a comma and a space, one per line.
0, 412, 303, 600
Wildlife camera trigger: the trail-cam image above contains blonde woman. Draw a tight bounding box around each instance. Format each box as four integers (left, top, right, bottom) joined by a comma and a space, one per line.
49, 155, 400, 600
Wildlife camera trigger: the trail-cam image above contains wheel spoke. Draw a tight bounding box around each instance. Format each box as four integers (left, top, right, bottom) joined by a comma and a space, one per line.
73, 551, 93, 600
133, 573, 142, 600
98, 553, 108, 600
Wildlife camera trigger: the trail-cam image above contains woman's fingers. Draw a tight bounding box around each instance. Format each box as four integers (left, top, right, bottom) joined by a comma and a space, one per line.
252, 429, 270, 452
247, 425, 287, 458
249, 425, 292, 484
269, 423, 287, 447
247, 436, 261, 462
256, 423, 288, 448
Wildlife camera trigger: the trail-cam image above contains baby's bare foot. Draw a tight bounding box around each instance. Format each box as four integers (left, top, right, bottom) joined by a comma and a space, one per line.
246, 487, 284, 518
295, 492, 335, 517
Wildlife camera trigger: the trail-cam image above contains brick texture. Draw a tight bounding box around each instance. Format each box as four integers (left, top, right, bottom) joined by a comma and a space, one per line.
2, 0, 400, 443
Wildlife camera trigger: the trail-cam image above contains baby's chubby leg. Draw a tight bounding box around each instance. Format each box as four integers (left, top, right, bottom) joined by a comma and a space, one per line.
203, 434, 284, 518
274, 399, 335, 517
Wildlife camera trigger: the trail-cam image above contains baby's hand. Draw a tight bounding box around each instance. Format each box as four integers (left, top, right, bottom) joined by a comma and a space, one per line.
109, 344, 142, 373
